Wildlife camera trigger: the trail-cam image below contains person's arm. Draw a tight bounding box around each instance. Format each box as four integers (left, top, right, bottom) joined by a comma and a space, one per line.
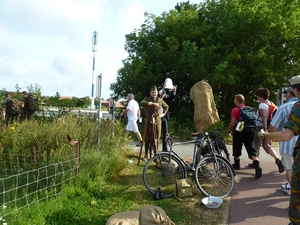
268, 125, 277, 133
121, 108, 129, 116
259, 108, 268, 130
258, 128, 294, 142
137, 108, 141, 121
141, 97, 151, 107
159, 100, 169, 117
2, 107, 6, 121
228, 117, 236, 135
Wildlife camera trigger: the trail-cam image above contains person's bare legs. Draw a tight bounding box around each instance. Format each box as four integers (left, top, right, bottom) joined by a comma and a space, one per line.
266, 148, 284, 173
286, 170, 292, 186
267, 148, 280, 160
135, 132, 142, 142
125, 130, 130, 138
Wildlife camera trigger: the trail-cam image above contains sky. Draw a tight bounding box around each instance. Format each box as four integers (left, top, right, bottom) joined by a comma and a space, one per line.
0, 0, 201, 99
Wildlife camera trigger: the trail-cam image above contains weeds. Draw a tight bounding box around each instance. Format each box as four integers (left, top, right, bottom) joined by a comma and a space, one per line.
0, 115, 229, 224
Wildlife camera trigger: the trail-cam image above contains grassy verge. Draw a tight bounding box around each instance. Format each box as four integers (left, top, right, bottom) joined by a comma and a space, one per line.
4, 149, 230, 225
0, 115, 230, 225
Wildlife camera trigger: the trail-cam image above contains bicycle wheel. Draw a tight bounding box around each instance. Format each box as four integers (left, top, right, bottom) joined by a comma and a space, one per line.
195, 155, 234, 198
214, 140, 230, 161
143, 153, 186, 198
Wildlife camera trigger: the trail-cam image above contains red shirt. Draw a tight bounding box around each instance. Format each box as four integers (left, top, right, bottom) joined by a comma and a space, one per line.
231, 104, 245, 127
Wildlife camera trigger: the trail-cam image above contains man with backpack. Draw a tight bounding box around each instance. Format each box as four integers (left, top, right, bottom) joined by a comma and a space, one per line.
2, 92, 20, 125
252, 87, 284, 173
227, 94, 262, 179
21, 91, 38, 121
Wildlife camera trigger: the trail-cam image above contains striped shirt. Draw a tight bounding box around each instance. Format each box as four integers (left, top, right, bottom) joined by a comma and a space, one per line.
270, 97, 298, 155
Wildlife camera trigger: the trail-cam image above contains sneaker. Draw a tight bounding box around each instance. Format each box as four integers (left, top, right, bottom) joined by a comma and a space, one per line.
255, 167, 262, 179
281, 183, 291, 196
276, 159, 285, 173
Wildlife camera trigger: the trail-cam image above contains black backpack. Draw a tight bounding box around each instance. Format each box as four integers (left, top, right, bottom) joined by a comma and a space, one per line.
238, 106, 257, 130
26, 94, 38, 112
6, 99, 22, 116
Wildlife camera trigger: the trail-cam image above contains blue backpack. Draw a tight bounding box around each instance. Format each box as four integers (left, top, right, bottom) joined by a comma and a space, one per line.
238, 106, 257, 130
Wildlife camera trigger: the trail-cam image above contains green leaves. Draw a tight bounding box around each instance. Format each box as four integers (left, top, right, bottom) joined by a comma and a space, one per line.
111, 0, 300, 125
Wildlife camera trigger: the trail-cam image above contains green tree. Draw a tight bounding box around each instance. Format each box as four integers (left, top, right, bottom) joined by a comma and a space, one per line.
27, 83, 42, 96
110, 0, 300, 127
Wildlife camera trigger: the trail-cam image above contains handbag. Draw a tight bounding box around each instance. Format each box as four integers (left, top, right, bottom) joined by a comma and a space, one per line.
175, 178, 193, 199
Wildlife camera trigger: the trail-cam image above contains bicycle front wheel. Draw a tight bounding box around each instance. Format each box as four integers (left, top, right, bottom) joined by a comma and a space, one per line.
195, 155, 234, 198
143, 153, 186, 198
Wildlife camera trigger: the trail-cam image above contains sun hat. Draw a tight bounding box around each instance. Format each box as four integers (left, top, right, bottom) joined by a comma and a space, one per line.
289, 75, 300, 86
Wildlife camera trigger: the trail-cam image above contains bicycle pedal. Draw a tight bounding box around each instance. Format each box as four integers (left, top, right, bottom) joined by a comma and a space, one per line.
159, 192, 165, 199
154, 191, 160, 200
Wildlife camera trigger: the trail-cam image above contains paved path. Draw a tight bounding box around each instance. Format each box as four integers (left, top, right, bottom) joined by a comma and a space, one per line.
131, 141, 290, 225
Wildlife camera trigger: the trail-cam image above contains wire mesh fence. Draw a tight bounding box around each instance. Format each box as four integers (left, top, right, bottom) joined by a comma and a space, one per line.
0, 146, 80, 217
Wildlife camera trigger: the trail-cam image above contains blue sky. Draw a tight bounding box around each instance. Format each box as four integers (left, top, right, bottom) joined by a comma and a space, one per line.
0, 0, 201, 98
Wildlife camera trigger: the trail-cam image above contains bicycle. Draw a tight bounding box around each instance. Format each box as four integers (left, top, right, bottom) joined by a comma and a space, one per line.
142, 129, 235, 198
194, 127, 230, 163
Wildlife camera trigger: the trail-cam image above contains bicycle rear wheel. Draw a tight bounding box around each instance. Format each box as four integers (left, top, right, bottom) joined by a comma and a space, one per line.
214, 140, 230, 161
143, 153, 186, 198
195, 155, 234, 198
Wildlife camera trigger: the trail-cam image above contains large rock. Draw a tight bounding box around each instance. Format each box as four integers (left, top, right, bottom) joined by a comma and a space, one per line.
190, 80, 220, 132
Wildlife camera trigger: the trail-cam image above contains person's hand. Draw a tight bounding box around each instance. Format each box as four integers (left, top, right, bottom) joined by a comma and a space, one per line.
159, 113, 165, 118
138, 117, 142, 123
173, 85, 177, 94
148, 102, 159, 107
257, 129, 265, 137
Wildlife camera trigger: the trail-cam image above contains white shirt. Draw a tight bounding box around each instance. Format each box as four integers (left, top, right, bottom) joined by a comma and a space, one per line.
126, 99, 139, 121
256, 100, 271, 126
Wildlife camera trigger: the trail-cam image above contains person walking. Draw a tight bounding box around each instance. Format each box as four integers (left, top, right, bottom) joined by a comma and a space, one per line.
159, 79, 176, 151
121, 93, 143, 146
251, 87, 284, 173
268, 87, 298, 195
258, 75, 300, 225
141, 86, 168, 160
227, 94, 262, 178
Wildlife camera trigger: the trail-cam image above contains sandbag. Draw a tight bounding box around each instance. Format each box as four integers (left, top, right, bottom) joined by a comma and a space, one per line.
106, 210, 140, 225
105, 205, 175, 225
190, 80, 220, 132
139, 205, 175, 225
156, 159, 178, 173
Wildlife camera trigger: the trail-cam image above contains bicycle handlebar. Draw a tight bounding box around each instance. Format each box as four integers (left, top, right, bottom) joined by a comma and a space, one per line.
190, 127, 223, 139
166, 130, 184, 141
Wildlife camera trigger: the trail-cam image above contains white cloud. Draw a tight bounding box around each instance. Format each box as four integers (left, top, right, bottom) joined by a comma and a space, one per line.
0, 0, 201, 99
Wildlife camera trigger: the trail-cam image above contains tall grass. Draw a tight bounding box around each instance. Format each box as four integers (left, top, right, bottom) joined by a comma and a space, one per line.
0, 114, 229, 225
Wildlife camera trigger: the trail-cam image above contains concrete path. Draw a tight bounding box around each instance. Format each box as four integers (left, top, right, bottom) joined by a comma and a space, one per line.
131, 141, 291, 225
